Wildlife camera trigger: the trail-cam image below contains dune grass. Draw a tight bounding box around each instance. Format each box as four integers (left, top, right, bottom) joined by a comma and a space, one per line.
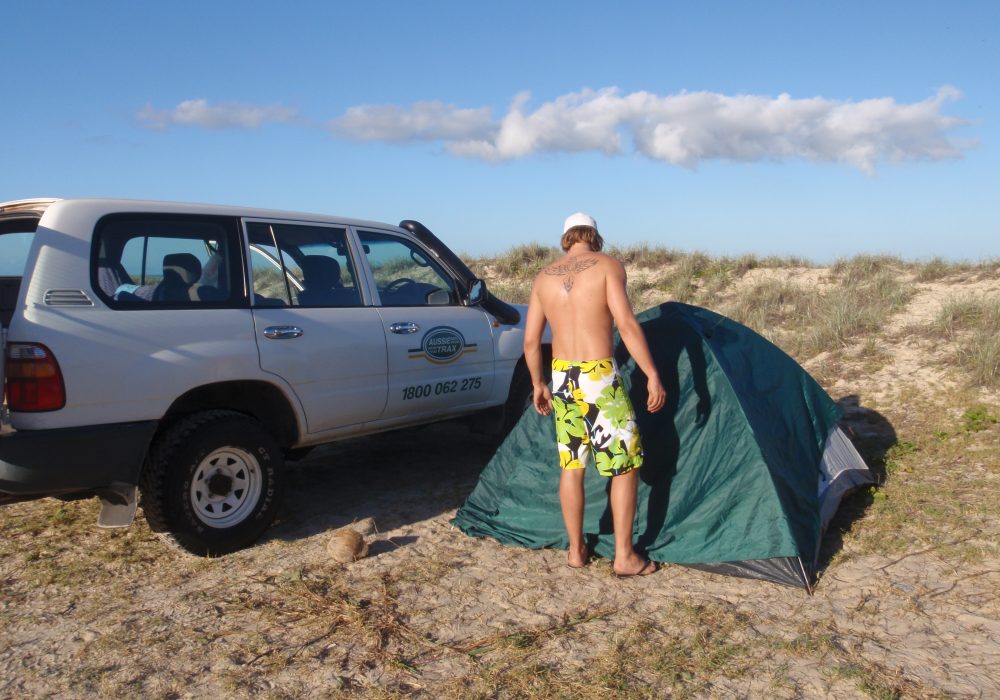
722, 266, 913, 361
469, 246, 819, 311
472, 246, 1000, 384
829, 254, 903, 284
929, 295, 1000, 388
467, 243, 560, 280
725, 279, 818, 337
605, 242, 684, 269
911, 256, 1000, 282
805, 271, 912, 356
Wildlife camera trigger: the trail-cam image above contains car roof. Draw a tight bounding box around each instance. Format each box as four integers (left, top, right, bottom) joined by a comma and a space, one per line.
0, 197, 406, 233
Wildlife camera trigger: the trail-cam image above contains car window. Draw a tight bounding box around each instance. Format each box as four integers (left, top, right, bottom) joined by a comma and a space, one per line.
356, 231, 457, 306
246, 222, 361, 308
0, 231, 33, 276
248, 240, 294, 306
92, 215, 242, 308
0, 227, 35, 328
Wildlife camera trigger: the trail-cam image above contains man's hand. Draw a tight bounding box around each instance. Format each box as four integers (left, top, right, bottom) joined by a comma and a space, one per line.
646, 377, 666, 413
533, 384, 553, 416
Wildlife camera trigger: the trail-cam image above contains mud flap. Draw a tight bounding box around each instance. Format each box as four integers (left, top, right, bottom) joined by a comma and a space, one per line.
98, 483, 138, 528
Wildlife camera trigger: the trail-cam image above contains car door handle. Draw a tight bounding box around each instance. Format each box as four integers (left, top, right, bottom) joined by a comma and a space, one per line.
389, 322, 420, 334
263, 325, 304, 339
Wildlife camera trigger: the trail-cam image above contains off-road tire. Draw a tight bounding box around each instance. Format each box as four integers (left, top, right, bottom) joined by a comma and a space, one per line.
140, 410, 284, 556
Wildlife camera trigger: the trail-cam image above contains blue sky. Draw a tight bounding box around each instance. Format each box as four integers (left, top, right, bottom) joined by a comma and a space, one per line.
3, 1, 997, 262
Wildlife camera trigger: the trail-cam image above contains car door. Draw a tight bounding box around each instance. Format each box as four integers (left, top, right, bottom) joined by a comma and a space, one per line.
247, 220, 388, 435
354, 229, 495, 422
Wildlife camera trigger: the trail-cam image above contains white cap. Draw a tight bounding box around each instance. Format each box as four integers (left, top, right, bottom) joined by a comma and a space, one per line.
563, 212, 598, 234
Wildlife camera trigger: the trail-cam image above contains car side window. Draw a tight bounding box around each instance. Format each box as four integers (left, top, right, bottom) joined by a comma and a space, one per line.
356, 231, 457, 306
92, 215, 242, 308
246, 222, 361, 308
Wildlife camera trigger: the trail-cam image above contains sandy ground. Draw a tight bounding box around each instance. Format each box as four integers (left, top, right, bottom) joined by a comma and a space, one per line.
1, 266, 999, 698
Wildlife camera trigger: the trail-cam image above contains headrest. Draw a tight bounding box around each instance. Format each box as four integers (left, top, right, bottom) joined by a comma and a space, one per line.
300, 255, 341, 288
163, 253, 202, 285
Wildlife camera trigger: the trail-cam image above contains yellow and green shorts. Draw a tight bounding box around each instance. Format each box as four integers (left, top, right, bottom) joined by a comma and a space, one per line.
551, 357, 644, 477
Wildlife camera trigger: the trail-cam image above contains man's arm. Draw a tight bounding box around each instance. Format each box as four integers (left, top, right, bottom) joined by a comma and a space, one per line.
605, 260, 666, 413
523, 282, 552, 416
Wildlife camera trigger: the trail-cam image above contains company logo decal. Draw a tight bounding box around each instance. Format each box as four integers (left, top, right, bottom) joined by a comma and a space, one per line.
408, 326, 478, 364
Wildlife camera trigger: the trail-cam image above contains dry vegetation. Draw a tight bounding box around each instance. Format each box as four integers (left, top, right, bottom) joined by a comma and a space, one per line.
2, 247, 999, 698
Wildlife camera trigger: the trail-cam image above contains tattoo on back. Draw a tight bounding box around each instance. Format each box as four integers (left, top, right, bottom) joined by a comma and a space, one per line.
543, 256, 598, 293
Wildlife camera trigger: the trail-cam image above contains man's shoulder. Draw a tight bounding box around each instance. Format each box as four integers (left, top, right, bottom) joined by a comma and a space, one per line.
583, 250, 624, 267
541, 251, 618, 273
597, 251, 626, 273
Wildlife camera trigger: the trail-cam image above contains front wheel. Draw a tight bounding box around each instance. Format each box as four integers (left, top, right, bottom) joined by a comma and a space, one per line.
140, 410, 284, 556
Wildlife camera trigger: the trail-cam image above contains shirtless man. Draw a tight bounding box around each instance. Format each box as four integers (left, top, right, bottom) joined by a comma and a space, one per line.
524, 212, 667, 576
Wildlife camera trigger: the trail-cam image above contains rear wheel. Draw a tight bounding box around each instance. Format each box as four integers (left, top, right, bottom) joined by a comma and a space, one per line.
140, 410, 284, 555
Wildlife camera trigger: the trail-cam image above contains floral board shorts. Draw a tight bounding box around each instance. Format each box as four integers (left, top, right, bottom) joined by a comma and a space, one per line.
551, 357, 644, 477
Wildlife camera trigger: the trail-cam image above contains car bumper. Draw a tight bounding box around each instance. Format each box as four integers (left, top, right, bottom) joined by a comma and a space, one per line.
0, 421, 158, 503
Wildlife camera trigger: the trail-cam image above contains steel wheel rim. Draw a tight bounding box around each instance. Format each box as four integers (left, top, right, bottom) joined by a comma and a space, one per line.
189, 447, 262, 528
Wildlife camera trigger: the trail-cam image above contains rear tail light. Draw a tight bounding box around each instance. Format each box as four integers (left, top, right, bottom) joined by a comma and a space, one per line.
4, 343, 66, 412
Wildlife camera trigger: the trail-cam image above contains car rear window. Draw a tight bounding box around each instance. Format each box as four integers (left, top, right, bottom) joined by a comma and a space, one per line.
0, 231, 33, 277
92, 214, 245, 308
0, 215, 39, 327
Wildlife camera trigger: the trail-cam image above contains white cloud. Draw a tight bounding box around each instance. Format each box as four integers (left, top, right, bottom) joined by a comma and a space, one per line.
137, 99, 298, 130
447, 89, 642, 160
137, 88, 971, 173
333, 86, 970, 173
327, 100, 493, 142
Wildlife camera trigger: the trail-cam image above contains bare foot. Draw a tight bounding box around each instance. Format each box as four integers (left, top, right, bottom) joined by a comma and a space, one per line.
613, 553, 658, 577
567, 544, 590, 569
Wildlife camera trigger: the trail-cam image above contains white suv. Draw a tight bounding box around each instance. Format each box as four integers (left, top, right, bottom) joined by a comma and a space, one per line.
0, 198, 545, 554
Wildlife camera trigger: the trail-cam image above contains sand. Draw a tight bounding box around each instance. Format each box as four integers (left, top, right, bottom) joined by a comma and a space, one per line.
1, 264, 998, 697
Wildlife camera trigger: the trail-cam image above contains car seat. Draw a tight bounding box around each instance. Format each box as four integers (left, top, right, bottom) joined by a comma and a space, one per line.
96, 258, 134, 297
195, 251, 228, 301
297, 255, 359, 306
154, 253, 203, 302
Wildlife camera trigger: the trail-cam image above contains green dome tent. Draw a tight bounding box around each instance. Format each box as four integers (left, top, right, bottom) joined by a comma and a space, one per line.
453, 302, 873, 590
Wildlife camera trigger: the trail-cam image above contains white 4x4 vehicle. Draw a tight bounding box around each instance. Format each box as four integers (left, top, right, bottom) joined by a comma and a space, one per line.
0, 198, 546, 554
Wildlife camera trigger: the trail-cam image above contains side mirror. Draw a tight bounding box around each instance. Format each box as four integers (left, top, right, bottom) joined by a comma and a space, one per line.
466, 278, 486, 306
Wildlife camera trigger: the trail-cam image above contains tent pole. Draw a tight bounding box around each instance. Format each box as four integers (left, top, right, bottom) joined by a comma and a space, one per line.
797, 557, 813, 595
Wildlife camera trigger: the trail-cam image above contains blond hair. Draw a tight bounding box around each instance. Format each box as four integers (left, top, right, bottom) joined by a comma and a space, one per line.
560, 225, 604, 253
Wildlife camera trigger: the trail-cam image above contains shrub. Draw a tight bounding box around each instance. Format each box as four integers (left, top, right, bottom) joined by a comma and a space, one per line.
802, 271, 911, 356
473, 243, 559, 280
726, 279, 817, 335
933, 296, 988, 337
606, 242, 682, 269
928, 296, 1000, 388
915, 256, 960, 282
